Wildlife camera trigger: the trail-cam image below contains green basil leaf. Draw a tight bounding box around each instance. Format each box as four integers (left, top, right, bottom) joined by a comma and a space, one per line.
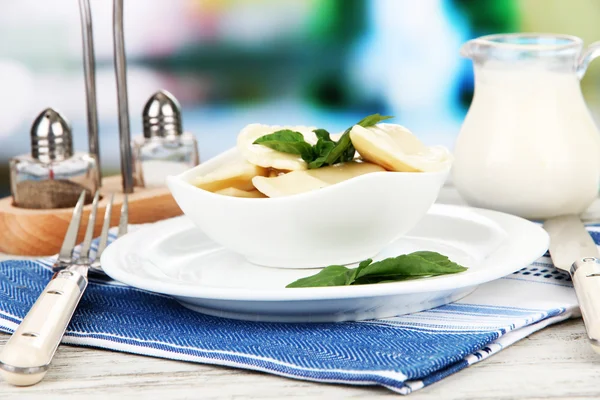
320, 131, 355, 166
340, 139, 356, 161
308, 151, 332, 169
313, 129, 332, 142
356, 113, 394, 128
345, 258, 373, 284
307, 142, 335, 169
307, 159, 324, 169
253, 113, 395, 170
318, 113, 392, 167
355, 252, 467, 281
285, 265, 353, 288
253, 129, 314, 161
285, 251, 467, 288
306, 129, 335, 169
354, 258, 373, 278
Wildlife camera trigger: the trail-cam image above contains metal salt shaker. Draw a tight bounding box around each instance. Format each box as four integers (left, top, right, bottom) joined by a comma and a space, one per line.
132, 90, 200, 188
9, 108, 99, 209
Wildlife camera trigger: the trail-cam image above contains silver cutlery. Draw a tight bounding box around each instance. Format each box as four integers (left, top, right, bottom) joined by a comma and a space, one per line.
543, 214, 600, 354
0, 190, 128, 386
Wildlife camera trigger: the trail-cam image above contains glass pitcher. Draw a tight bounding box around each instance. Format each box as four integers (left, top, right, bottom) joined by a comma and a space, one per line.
452, 33, 600, 219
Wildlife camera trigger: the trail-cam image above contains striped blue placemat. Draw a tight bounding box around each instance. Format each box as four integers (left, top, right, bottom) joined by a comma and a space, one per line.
0, 223, 584, 394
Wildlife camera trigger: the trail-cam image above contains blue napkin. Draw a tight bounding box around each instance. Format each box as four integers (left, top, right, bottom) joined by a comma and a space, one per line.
0, 223, 586, 395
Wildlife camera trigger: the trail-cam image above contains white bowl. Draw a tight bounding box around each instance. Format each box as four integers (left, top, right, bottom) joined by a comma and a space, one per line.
166, 148, 449, 268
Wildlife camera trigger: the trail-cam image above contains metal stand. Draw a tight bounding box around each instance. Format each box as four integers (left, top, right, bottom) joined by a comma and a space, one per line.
78, 0, 134, 194
113, 0, 134, 194
78, 0, 101, 186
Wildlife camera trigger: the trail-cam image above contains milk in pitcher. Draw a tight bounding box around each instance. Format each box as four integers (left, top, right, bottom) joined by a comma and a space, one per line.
453, 33, 600, 219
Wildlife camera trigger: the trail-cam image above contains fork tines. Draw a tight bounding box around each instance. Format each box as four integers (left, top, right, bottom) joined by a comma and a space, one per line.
54, 190, 128, 271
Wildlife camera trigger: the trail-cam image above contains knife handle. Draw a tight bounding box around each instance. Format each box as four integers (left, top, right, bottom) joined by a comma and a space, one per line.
0, 268, 87, 386
571, 257, 600, 354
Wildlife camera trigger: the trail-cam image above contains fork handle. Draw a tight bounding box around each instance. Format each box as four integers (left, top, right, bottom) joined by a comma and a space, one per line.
0, 268, 87, 386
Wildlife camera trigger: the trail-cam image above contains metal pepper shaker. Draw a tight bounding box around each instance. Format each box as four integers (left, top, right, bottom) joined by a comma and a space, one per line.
9, 108, 99, 209
132, 90, 200, 188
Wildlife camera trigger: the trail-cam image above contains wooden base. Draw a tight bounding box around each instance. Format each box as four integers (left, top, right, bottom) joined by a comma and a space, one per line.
0, 175, 182, 256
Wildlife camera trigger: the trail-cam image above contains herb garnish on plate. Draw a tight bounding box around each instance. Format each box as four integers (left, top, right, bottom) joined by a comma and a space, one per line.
286, 251, 467, 288
253, 113, 393, 169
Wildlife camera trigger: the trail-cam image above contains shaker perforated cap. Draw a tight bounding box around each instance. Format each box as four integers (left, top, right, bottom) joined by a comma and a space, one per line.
30, 108, 73, 162
142, 90, 183, 138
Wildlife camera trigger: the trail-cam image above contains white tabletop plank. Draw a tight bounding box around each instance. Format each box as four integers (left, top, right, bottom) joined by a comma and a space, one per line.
1, 320, 599, 399
2, 187, 600, 398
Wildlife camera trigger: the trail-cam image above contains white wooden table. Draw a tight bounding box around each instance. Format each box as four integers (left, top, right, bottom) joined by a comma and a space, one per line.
2, 188, 600, 399
3, 319, 599, 399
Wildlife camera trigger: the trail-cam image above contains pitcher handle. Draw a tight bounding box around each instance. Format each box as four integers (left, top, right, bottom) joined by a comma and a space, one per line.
577, 41, 600, 79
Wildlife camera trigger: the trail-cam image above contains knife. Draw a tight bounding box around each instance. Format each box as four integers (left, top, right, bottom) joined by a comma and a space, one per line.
543, 214, 600, 353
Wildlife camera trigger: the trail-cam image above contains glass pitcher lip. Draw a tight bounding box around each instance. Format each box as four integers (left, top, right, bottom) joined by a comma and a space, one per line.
468, 32, 583, 51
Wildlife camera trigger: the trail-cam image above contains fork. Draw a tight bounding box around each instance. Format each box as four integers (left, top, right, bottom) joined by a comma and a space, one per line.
0, 190, 128, 386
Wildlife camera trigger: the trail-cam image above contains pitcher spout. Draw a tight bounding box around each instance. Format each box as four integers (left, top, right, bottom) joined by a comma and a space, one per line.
460, 37, 496, 60
459, 39, 479, 59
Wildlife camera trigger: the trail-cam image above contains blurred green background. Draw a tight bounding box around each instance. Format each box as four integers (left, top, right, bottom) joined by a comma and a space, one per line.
1, 0, 600, 197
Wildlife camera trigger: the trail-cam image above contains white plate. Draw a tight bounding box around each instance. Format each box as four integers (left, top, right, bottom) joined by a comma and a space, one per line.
101, 204, 548, 322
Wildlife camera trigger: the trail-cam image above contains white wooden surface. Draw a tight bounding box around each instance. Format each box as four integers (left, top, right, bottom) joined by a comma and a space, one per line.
2, 320, 600, 399
2, 187, 600, 399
